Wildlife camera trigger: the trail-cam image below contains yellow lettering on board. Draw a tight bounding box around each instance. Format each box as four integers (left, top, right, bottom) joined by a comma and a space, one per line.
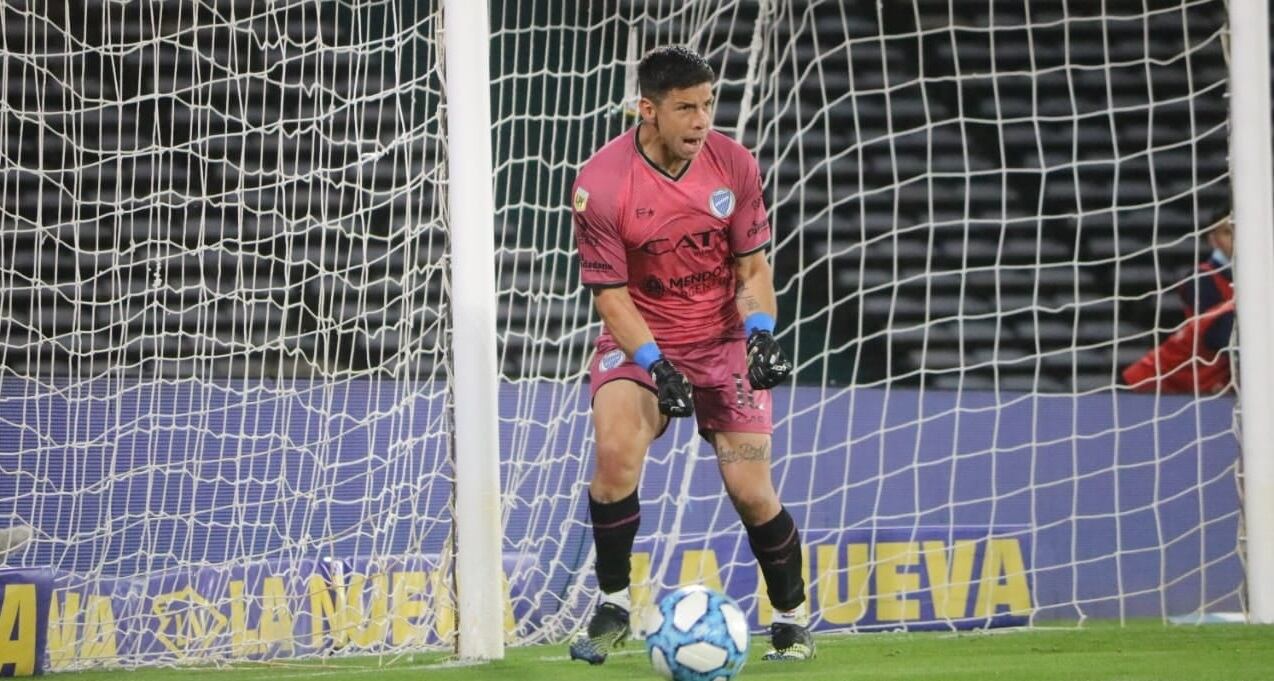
391, 571, 427, 646
922, 540, 978, 619
150, 587, 226, 656
343, 573, 389, 647
629, 552, 652, 612
47, 591, 80, 669
875, 542, 921, 621
229, 577, 295, 654
80, 596, 118, 662
0, 584, 37, 675
502, 572, 516, 642
973, 538, 1031, 617
429, 569, 456, 642
307, 574, 345, 647
416, 568, 515, 643
309, 571, 391, 648
504, 572, 519, 641
678, 549, 723, 592
256, 577, 294, 653
229, 581, 258, 656
816, 543, 870, 625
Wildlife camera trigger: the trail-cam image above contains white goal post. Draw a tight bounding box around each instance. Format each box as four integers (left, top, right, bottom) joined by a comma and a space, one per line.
443, 0, 505, 659
1227, 0, 1274, 624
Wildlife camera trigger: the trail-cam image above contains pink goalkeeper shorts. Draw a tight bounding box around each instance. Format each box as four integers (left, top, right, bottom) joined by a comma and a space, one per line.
586, 336, 772, 437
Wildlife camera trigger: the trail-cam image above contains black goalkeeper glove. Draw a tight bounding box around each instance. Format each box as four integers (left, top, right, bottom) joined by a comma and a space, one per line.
746, 330, 792, 390
649, 358, 694, 418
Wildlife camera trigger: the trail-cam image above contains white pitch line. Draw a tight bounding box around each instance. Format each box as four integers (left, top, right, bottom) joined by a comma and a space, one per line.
536, 649, 645, 662
217, 658, 487, 680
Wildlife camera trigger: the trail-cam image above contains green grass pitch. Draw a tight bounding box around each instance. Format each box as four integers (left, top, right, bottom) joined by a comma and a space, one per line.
55, 621, 1274, 681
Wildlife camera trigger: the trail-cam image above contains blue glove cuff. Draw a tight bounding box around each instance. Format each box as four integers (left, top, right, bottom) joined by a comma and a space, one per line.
744, 312, 775, 336
632, 342, 662, 372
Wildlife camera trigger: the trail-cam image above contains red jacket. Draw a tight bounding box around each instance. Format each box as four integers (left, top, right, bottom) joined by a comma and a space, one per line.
1124, 260, 1235, 394
1123, 299, 1235, 394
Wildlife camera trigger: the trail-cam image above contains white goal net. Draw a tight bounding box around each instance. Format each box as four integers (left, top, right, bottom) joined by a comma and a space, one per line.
0, 0, 458, 669
493, 0, 1243, 641
0, 0, 1251, 671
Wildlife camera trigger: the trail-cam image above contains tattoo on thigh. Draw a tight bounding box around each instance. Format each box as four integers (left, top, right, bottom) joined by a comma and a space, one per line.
716, 441, 771, 465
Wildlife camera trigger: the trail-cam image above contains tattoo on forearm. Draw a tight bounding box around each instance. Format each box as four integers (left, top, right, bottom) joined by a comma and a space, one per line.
716, 442, 771, 465
735, 285, 763, 315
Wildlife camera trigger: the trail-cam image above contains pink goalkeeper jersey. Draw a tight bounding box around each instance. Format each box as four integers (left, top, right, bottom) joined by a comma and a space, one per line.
571, 127, 771, 348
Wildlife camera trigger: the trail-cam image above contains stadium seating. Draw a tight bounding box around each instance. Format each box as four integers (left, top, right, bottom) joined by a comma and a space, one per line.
0, 0, 1245, 392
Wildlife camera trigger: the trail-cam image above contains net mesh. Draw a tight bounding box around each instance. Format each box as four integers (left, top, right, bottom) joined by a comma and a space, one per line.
493, 0, 1242, 641
0, 0, 1249, 669
0, 0, 457, 667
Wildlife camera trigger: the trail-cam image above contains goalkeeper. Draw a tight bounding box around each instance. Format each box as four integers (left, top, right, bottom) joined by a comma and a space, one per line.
567, 46, 813, 665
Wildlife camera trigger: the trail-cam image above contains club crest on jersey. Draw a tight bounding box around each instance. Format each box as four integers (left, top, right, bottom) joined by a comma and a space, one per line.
599, 349, 625, 372
709, 188, 735, 218
574, 187, 590, 212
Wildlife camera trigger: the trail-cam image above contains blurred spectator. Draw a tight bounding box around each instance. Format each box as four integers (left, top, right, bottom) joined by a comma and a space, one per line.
1122, 215, 1235, 394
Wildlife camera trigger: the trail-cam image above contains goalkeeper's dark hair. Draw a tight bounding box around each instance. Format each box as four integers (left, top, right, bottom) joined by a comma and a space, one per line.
638, 46, 715, 101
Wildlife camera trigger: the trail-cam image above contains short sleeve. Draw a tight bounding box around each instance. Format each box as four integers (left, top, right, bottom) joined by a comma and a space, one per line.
728, 154, 771, 256
572, 183, 628, 287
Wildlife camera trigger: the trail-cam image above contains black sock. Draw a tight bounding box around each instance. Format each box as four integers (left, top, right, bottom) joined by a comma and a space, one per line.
589, 490, 641, 595
745, 506, 805, 613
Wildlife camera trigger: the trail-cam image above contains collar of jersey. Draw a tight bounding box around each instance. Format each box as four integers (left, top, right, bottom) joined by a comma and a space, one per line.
633, 125, 693, 181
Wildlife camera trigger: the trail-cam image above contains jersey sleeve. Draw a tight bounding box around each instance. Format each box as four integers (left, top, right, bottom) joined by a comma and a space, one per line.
1177, 263, 1227, 317
727, 152, 771, 256
572, 181, 628, 287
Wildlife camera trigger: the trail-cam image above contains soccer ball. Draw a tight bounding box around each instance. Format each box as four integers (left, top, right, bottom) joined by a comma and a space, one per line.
643, 585, 750, 681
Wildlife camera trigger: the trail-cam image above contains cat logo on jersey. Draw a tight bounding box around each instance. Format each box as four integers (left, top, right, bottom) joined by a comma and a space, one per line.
574, 187, 590, 212
709, 188, 735, 218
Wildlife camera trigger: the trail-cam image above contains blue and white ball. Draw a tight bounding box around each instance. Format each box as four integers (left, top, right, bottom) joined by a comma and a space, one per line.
643, 586, 750, 681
